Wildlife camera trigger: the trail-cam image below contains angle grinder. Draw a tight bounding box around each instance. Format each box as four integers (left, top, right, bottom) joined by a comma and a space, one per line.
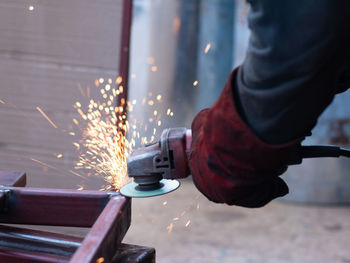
120, 127, 191, 197
120, 127, 350, 198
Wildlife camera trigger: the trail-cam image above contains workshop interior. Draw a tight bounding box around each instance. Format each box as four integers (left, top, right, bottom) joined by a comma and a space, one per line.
0, 0, 350, 262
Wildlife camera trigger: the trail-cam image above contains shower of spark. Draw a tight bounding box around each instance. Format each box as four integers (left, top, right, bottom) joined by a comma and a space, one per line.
73, 76, 174, 191
73, 79, 131, 190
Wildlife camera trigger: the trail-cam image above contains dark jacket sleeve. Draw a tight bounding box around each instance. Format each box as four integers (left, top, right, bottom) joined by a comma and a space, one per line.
237, 0, 350, 144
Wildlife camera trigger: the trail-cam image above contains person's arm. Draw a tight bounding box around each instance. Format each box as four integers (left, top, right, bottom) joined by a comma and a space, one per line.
238, 0, 350, 144
189, 0, 350, 207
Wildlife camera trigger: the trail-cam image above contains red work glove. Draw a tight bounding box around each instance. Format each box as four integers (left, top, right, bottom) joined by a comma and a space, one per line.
188, 69, 302, 208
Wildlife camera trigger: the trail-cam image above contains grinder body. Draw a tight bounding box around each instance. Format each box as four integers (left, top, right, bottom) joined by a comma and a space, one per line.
121, 128, 192, 197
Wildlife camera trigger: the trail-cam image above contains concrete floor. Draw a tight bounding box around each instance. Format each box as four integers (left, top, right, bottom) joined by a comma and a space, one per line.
124, 179, 350, 263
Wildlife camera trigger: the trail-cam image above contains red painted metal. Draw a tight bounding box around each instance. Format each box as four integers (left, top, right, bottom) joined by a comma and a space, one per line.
0, 222, 154, 263
0, 248, 70, 263
0, 224, 82, 258
0, 186, 132, 262
118, 0, 133, 105
70, 196, 131, 262
0, 187, 111, 227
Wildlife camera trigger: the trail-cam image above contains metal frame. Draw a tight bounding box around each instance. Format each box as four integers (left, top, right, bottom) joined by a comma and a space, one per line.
118, 0, 132, 106
0, 171, 134, 262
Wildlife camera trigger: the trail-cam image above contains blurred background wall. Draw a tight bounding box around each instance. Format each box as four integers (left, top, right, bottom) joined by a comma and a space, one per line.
0, 0, 123, 189
128, 0, 350, 204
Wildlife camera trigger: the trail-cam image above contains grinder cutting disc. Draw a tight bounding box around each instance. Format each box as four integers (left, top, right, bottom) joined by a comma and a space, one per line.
120, 179, 180, 198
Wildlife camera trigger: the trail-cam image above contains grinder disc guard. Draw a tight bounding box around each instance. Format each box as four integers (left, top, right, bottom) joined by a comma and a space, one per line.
120, 179, 180, 198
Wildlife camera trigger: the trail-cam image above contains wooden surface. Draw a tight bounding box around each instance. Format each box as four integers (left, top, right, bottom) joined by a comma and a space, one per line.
0, 0, 123, 190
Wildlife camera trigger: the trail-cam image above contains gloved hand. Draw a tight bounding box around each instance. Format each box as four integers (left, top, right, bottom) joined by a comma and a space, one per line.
188, 69, 302, 208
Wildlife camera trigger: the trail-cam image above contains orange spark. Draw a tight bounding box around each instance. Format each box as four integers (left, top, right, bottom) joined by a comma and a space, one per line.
0, 99, 5, 104
36, 107, 57, 128
73, 142, 80, 149
167, 223, 174, 234
96, 257, 104, 263
193, 80, 198, 86
56, 154, 63, 159
204, 43, 211, 54
69, 170, 86, 179
77, 83, 85, 97
116, 76, 123, 85
151, 66, 158, 72
73, 118, 79, 126
31, 158, 48, 169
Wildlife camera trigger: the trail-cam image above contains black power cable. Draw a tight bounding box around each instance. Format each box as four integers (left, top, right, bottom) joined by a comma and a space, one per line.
288, 145, 350, 165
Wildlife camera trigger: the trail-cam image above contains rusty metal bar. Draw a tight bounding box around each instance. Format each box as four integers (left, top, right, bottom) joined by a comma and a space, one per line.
0, 187, 112, 227
70, 196, 131, 263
